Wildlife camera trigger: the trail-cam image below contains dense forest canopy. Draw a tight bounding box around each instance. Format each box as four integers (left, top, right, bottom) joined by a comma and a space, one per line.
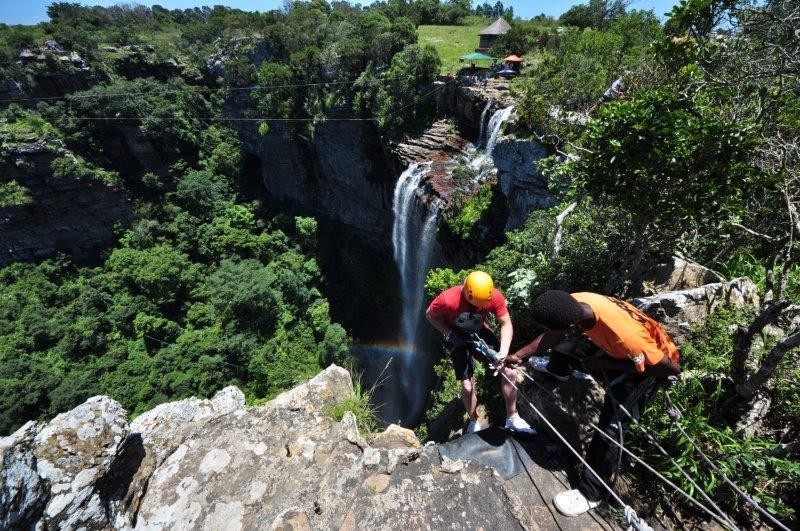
1, 0, 798, 527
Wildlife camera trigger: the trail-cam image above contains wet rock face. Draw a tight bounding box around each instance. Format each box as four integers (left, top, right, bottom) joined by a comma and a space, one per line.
227, 104, 396, 248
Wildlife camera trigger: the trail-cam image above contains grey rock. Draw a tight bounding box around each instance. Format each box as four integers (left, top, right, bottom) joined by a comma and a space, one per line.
226, 112, 396, 248
0, 144, 133, 266
133, 363, 594, 530
639, 255, 724, 294
0, 421, 47, 529
1, 365, 619, 531
371, 424, 421, 450
270, 364, 353, 413
634, 277, 760, 343
109, 386, 246, 527
130, 385, 245, 459
493, 135, 556, 229
33, 396, 129, 530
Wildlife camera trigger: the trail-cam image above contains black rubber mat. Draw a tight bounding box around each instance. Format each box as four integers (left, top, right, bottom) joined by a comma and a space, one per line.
437, 426, 536, 480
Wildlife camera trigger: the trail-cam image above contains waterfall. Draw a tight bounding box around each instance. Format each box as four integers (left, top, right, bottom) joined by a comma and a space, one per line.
389, 162, 440, 423
393, 162, 439, 348
476, 100, 493, 147
485, 105, 514, 158
468, 105, 515, 178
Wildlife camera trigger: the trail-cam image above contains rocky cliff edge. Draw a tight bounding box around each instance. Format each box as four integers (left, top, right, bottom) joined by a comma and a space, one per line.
1, 365, 617, 530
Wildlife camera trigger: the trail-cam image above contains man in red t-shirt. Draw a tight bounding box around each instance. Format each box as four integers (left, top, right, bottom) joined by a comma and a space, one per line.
425, 271, 535, 435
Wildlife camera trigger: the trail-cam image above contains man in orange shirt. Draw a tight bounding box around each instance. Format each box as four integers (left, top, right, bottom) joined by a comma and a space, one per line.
505, 290, 680, 516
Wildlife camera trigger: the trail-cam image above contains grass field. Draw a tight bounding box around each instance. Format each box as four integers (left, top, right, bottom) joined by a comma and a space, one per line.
418, 23, 491, 75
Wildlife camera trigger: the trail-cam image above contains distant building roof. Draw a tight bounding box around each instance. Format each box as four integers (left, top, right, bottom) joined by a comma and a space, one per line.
480, 18, 511, 36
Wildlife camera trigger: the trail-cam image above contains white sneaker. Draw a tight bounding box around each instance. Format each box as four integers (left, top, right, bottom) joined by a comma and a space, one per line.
505, 414, 537, 435
527, 356, 570, 382
553, 489, 601, 516
466, 420, 483, 434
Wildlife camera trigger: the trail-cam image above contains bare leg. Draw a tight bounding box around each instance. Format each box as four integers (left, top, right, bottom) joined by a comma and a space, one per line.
461, 377, 478, 421
500, 366, 519, 418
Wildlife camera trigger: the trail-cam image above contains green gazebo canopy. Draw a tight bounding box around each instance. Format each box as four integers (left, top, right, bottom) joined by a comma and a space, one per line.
459, 52, 494, 61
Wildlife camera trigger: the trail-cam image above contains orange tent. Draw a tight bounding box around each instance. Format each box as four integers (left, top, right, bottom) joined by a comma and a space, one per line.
503, 55, 523, 63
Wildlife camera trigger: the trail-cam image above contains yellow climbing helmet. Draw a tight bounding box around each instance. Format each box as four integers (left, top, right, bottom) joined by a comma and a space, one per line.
463, 271, 494, 308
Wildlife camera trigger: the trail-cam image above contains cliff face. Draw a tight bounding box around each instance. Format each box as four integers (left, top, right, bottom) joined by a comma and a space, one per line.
228, 99, 397, 249
0, 142, 133, 266
0, 365, 618, 530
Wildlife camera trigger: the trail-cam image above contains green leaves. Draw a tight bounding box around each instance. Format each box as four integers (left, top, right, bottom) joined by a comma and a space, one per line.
568, 89, 764, 251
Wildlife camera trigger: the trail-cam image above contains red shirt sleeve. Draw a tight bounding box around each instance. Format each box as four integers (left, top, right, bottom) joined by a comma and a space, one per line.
490, 290, 509, 318
426, 291, 449, 320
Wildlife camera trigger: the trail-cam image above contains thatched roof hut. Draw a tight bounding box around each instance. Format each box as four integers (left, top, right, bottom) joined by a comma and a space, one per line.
477, 18, 511, 52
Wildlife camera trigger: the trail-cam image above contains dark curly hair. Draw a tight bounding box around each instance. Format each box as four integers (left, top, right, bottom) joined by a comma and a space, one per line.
531, 290, 583, 330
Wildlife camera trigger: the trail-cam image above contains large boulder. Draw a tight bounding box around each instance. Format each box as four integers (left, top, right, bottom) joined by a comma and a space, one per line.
0, 421, 47, 529
130, 385, 246, 463
634, 277, 760, 343
1, 365, 620, 530
371, 424, 421, 450
639, 255, 724, 294
132, 365, 549, 530
34, 396, 129, 530
109, 386, 247, 528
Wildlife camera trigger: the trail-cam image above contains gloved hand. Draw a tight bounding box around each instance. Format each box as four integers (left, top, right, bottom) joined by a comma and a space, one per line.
444, 329, 466, 351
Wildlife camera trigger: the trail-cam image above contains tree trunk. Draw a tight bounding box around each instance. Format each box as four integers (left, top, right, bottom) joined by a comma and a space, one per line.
551, 201, 577, 258
735, 391, 771, 438
730, 299, 791, 385
736, 330, 800, 399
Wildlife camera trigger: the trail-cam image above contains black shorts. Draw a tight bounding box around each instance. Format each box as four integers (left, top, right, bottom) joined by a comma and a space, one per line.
449, 327, 500, 381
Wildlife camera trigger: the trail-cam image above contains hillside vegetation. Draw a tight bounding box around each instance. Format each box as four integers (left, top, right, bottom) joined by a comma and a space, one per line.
0, 0, 798, 529
424, 0, 799, 526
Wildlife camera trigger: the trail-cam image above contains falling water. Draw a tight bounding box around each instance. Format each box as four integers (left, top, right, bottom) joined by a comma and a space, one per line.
476, 100, 493, 147
393, 162, 439, 347
388, 162, 441, 423
469, 105, 515, 177
485, 105, 514, 158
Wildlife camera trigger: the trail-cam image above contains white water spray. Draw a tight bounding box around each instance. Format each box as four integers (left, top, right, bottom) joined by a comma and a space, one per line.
477, 100, 493, 147
468, 105, 515, 178
485, 105, 514, 158
390, 162, 441, 422
392, 162, 440, 348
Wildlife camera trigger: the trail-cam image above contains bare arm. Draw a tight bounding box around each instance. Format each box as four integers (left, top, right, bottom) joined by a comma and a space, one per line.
497, 312, 513, 358
506, 330, 564, 365
646, 355, 681, 377
425, 309, 450, 337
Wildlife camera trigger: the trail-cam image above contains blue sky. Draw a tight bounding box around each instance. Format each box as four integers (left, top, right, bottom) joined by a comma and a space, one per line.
1, 0, 681, 26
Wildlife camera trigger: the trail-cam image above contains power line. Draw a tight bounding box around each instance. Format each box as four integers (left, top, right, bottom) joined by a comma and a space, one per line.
0, 74, 416, 104
50, 76, 453, 124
